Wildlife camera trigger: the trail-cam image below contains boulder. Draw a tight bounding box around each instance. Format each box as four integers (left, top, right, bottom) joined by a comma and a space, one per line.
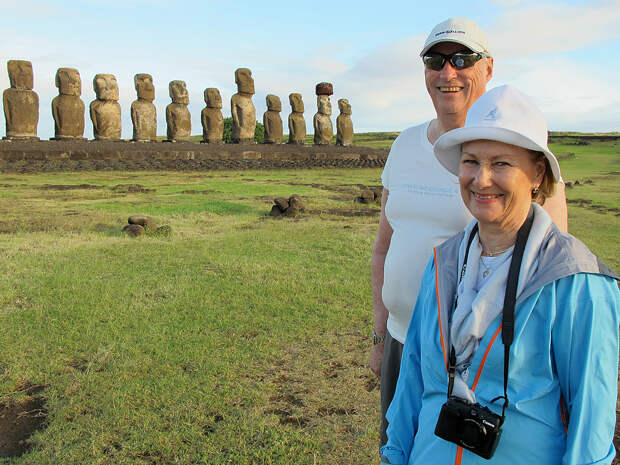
128, 214, 157, 232
360, 189, 375, 204
288, 195, 305, 212
269, 205, 282, 217
274, 197, 289, 210
284, 205, 300, 217
123, 224, 145, 237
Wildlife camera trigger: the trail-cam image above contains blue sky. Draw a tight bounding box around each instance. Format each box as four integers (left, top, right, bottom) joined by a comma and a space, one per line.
2, 0, 619, 138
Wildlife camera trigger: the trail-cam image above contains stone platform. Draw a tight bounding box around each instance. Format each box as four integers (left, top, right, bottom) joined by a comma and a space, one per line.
0, 139, 388, 173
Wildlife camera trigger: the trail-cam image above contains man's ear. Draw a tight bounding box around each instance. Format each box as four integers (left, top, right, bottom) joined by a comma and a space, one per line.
485, 57, 494, 83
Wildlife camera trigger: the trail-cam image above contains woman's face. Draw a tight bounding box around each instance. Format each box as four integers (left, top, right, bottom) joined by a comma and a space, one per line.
459, 139, 545, 231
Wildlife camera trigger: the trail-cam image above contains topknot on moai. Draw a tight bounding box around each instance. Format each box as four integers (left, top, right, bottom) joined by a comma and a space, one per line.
3, 60, 39, 140
313, 82, 333, 145
201, 88, 223, 144
287, 93, 306, 145
131, 73, 157, 142
166, 80, 191, 142
52, 67, 85, 140
90, 73, 121, 140
263, 94, 283, 144
336, 98, 353, 147
231, 68, 256, 144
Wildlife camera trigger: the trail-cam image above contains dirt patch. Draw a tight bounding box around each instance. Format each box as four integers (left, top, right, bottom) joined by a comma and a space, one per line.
308, 208, 380, 217
262, 330, 377, 437
567, 198, 618, 215
180, 189, 215, 194
0, 382, 48, 458
110, 184, 155, 193
38, 184, 104, 190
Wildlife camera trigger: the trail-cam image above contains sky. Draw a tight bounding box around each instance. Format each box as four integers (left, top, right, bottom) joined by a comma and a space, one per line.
1, 0, 619, 139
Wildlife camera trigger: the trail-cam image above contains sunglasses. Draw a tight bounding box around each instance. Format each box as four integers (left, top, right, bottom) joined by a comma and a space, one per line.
422, 52, 488, 71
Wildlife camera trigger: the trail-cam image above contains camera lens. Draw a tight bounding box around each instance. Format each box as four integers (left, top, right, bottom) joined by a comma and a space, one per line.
461, 419, 486, 448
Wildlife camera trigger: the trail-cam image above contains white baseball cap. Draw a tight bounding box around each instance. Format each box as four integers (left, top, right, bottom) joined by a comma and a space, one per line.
420, 18, 491, 57
434, 85, 561, 182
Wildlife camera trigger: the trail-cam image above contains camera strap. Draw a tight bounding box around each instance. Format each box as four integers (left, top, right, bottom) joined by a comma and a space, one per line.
448, 207, 535, 424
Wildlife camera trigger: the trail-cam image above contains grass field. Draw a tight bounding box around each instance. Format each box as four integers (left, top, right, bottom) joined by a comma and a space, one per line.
0, 134, 617, 464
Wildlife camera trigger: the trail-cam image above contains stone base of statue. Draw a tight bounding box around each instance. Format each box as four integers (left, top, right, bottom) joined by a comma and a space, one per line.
50, 136, 86, 141
3, 136, 39, 141
232, 138, 255, 144
201, 139, 223, 144
288, 140, 305, 145
131, 138, 157, 143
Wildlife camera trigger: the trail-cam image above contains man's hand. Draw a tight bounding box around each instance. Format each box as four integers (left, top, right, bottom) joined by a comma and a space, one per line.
369, 342, 384, 378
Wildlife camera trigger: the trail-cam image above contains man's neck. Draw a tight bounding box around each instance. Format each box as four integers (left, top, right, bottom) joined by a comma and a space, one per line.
427, 114, 467, 145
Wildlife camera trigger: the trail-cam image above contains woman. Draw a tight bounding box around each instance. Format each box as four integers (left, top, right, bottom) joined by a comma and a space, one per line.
380, 85, 619, 465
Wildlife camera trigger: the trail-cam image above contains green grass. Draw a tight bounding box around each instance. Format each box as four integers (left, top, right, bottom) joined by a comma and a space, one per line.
0, 135, 617, 464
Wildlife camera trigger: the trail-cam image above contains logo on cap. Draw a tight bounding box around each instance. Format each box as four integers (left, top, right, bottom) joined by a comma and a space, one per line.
483, 108, 498, 121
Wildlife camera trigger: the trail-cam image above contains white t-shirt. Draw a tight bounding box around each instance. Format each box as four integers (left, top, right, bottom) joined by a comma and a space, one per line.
381, 121, 473, 343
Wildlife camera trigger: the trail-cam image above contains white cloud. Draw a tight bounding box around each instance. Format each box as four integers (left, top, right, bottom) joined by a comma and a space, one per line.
488, 0, 620, 57
494, 55, 620, 131
492, 0, 522, 6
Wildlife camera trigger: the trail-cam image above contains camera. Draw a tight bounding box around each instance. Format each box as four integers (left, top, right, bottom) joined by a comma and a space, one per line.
434, 397, 502, 459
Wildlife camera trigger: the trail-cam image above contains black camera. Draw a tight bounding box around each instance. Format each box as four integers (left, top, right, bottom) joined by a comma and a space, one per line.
434, 397, 502, 459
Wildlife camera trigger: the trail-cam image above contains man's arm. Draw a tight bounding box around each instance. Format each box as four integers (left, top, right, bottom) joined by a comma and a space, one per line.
542, 181, 568, 232
369, 188, 393, 378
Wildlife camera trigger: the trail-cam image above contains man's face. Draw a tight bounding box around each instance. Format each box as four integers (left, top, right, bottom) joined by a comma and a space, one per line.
424, 42, 493, 120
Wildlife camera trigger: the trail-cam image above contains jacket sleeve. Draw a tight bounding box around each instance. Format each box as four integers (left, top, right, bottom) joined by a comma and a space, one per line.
551, 273, 620, 465
380, 257, 436, 465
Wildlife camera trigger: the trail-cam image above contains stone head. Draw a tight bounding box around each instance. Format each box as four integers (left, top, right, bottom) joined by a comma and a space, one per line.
205, 88, 222, 108
338, 99, 351, 115
289, 93, 304, 113
317, 95, 332, 116
266, 94, 281, 112
7, 60, 34, 90
55, 68, 81, 96
93, 74, 119, 101
169, 80, 189, 105
234, 68, 255, 95
134, 74, 155, 101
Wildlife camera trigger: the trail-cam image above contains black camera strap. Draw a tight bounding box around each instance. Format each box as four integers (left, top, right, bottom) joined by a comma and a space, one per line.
448, 207, 535, 424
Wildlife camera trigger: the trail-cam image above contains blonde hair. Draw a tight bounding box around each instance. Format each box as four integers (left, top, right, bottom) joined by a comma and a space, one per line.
530, 151, 556, 205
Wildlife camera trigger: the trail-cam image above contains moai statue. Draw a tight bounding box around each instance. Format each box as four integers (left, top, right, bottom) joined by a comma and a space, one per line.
230, 68, 256, 144
336, 98, 353, 147
201, 88, 223, 144
51, 68, 85, 140
90, 74, 121, 140
263, 94, 283, 144
288, 93, 306, 145
166, 80, 191, 142
131, 74, 157, 142
313, 82, 333, 145
3, 60, 39, 140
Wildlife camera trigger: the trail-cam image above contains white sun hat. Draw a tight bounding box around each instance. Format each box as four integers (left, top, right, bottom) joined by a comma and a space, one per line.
433, 85, 561, 182
420, 18, 492, 57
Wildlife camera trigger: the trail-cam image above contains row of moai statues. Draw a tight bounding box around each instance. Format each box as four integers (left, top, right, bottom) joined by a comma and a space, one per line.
2, 61, 354, 146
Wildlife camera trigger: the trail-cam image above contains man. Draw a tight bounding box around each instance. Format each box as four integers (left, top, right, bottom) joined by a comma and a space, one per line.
370, 17, 567, 447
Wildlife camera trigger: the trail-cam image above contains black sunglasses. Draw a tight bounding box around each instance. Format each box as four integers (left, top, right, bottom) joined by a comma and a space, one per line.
422, 52, 488, 71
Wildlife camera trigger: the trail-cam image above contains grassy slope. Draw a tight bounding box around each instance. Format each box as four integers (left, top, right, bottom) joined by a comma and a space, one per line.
0, 135, 617, 464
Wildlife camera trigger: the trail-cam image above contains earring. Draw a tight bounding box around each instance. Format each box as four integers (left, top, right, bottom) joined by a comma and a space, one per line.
532, 186, 539, 196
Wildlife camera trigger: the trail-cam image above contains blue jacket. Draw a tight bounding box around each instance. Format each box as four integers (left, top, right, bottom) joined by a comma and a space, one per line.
381, 221, 620, 465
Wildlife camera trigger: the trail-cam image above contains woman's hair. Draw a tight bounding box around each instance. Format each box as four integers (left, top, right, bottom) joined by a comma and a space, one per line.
530, 150, 556, 205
